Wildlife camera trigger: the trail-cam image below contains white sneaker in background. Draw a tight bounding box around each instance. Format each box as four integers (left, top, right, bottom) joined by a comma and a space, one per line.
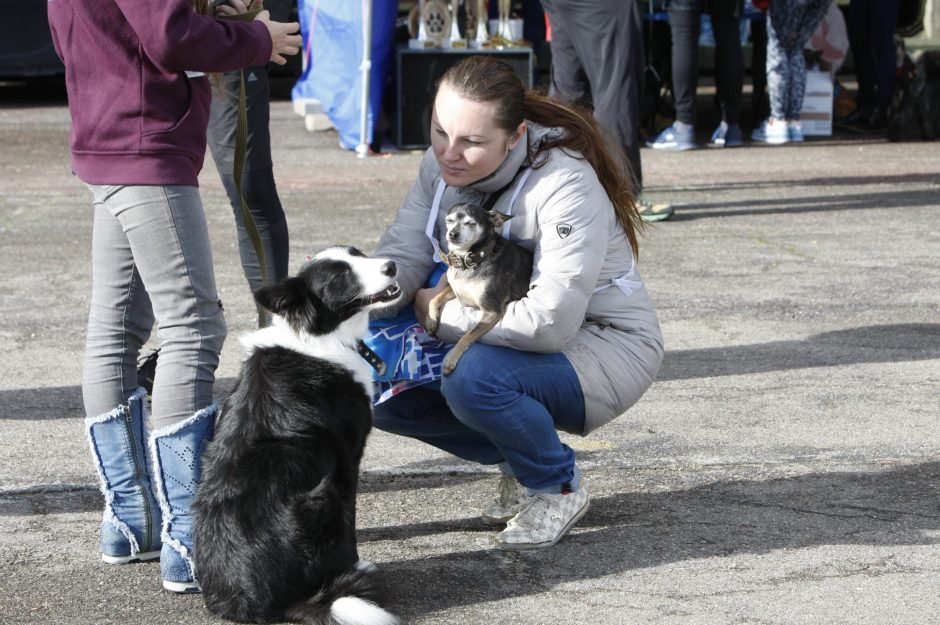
751, 118, 790, 145
788, 121, 805, 142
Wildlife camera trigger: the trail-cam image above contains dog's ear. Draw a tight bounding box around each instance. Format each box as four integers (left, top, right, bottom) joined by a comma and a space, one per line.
253, 278, 317, 330
488, 210, 512, 229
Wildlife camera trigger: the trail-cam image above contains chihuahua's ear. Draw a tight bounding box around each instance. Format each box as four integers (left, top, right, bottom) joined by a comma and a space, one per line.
488, 210, 512, 229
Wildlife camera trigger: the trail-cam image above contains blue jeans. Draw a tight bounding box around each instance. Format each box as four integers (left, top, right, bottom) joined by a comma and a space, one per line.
373, 343, 586, 494
83, 184, 226, 429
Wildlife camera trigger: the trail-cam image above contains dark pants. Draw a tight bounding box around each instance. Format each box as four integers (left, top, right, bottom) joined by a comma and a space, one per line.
847, 0, 901, 111
669, 0, 744, 126
206, 0, 292, 294
540, 0, 645, 190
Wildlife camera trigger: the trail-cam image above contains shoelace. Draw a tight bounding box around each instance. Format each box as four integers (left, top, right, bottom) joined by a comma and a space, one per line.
506, 494, 561, 531
494, 475, 527, 508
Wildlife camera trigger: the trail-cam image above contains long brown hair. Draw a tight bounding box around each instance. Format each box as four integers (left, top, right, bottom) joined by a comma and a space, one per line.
438, 55, 643, 257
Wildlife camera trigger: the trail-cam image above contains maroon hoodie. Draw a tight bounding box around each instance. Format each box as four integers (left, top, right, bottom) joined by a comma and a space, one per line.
48, 0, 274, 186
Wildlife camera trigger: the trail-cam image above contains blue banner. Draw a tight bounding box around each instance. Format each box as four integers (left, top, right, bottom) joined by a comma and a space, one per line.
292, 0, 398, 149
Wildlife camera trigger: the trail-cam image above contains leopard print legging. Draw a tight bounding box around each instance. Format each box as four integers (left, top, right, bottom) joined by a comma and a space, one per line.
766, 0, 833, 121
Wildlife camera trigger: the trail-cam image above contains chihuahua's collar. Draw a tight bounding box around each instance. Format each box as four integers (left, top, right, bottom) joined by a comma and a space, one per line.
442, 238, 503, 270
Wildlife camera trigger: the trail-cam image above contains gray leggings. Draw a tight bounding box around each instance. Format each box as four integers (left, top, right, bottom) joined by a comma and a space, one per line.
83, 184, 227, 429
766, 0, 832, 120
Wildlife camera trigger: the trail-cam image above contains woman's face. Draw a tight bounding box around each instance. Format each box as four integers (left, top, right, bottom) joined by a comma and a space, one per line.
430, 85, 524, 187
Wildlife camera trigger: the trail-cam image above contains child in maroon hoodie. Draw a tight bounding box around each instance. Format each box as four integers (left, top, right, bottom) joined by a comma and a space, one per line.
48, 0, 300, 593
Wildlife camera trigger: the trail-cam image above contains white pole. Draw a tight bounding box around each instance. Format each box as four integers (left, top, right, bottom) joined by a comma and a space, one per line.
356, 0, 374, 158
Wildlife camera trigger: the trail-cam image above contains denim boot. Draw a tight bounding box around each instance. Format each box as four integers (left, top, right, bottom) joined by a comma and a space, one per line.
149, 403, 216, 593
85, 387, 162, 564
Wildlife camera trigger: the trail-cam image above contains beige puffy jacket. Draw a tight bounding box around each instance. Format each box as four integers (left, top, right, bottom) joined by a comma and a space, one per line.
374, 122, 664, 433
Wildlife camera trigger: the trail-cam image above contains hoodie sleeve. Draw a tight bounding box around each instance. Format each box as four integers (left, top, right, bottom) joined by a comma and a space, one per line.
112, 0, 272, 72
434, 161, 609, 352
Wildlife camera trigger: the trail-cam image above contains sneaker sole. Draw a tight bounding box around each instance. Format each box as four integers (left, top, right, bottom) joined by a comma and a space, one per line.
639, 210, 674, 223
493, 500, 591, 551
162, 579, 201, 594
753, 137, 789, 145
649, 143, 696, 151
101, 549, 161, 565
481, 514, 514, 526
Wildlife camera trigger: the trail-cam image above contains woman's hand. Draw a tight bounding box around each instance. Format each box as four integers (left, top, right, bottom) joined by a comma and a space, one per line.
214, 0, 262, 18
254, 10, 302, 65
414, 274, 450, 329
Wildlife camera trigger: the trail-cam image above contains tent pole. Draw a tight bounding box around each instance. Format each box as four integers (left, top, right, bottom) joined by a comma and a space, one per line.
356, 0, 374, 158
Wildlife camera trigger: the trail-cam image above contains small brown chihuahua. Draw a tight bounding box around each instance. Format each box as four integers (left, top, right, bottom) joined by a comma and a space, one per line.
425, 202, 533, 375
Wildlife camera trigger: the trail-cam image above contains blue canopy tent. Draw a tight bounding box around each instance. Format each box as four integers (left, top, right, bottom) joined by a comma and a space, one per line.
292, 0, 398, 155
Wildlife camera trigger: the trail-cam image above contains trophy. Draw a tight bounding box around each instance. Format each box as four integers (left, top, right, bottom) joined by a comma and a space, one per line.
409, 0, 449, 49
469, 0, 490, 49
496, 0, 513, 42
444, 0, 467, 48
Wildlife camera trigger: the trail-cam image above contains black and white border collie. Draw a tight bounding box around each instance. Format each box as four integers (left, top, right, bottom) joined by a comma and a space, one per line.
193, 246, 401, 625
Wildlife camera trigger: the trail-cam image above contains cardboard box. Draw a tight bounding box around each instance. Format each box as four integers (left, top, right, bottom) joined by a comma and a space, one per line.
800, 69, 834, 136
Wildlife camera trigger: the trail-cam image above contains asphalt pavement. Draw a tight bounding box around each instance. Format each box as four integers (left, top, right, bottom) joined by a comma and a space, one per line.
1, 81, 938, 625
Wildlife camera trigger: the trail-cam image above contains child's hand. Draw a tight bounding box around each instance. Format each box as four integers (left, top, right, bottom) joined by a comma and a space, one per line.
254, 11, 301, 65
214, 0, 256, 17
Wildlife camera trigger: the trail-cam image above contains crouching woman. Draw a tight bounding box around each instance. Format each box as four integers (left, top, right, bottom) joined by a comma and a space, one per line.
372, 56, 664, 550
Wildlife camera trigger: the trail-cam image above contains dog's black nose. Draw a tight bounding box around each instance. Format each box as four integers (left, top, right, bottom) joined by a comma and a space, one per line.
447, 231, 458, 242
381, 261, 397, 277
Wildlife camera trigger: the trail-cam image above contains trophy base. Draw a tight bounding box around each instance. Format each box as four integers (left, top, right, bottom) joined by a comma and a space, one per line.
444, 39, 469, 49
488, 35, 516, 50
408, 38, 439, 50
468, 40, 492, 49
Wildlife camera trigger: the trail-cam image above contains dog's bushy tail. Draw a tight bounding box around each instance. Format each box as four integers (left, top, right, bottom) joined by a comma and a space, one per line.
285, 561, 400, 625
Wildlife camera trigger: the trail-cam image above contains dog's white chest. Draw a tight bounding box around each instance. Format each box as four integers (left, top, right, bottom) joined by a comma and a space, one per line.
451, 273, 489, 309
241, 324, 375, 396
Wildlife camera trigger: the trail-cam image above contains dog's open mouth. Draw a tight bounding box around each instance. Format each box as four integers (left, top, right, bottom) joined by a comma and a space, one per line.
360, 283, 401, 305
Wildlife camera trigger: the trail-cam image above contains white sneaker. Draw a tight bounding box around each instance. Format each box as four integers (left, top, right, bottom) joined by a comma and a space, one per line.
481, 474, 531, 525
750, 118, 789, 145
494, 486, 590, 551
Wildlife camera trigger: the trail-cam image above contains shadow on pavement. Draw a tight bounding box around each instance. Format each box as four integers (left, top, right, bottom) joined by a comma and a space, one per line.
4, 324, 937, 418
3, 459, 937, 622
667, 186, 939, 220
367, 461, 940, 619
0, 377, 240, 421
659, 323, 940, 381
650, 172, 940, 193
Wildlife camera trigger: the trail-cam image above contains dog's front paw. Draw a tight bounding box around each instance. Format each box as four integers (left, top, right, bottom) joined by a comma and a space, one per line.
424, 317, 438, 336
442, 351, 459, 376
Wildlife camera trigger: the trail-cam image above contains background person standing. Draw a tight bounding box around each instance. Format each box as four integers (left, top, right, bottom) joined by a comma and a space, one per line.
207, 0, 293, 309
540, 0, 675, 221
840, 0, 902, 131
646, 0, 746, 150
